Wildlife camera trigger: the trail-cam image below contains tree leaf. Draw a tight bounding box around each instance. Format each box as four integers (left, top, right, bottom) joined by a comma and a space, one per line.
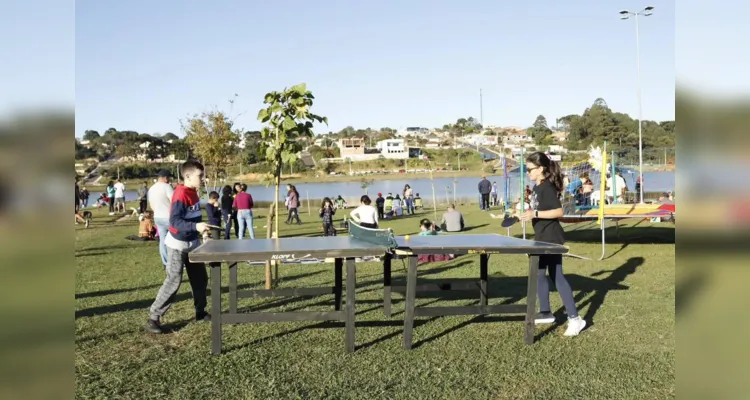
257, 108, 268, 122
290, 83, 307, 95
282, 117, 296, 131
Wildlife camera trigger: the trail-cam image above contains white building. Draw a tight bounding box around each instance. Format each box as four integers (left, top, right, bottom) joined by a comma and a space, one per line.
396, 127, 430, 137
376, 138, 407, 154
465, 134, 498, 147
504, 130, 532, 144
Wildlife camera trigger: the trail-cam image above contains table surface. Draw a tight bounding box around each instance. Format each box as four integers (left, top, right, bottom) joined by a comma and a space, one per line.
189, 234, 568, 263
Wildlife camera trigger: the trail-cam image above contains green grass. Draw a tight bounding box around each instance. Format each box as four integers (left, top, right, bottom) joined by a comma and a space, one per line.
75, 203, 675, 399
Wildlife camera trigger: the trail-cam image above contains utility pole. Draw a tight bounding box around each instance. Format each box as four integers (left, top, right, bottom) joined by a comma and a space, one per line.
480, 88, 484, 128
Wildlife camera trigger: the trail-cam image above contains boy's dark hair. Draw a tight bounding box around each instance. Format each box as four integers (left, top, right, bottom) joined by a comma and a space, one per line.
209, 191, 219, 199
181, 160, 205, 176
222, 185, 233, 196
321, 197, 333, 208
360, 195, 371, 205
421, 219, 432, 230
240, 183, 248, 192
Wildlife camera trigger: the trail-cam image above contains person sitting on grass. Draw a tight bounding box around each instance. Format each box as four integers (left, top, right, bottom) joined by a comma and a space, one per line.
392, 194, 403, 217
440, 204, 465, 232
413, 193, 423, 210
145, 160, 210, 335
416, 219, 456, 265
139, 210, 156, 240
384, 193, 394, 212
419, 219, 437, 236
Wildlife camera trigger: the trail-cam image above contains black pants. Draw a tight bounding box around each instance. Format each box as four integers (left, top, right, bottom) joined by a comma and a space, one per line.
286, 208, 302, 223
222, 211, 232, 240
139, 199, 147, 214
537, 255, 578, 318
481, 193, 490, 210
377, 206, 384, 219
360, 222, 378, 229
108, 198, 114, 213
323, 222, 336, 236
231, 210, 239, 238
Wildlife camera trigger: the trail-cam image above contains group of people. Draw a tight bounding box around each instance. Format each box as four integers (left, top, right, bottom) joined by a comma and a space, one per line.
373, 188, 423, 220
138, 151, 588, 338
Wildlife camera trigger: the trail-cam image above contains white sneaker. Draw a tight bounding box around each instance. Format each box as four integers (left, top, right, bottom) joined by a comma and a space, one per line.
563, 316, 586, 337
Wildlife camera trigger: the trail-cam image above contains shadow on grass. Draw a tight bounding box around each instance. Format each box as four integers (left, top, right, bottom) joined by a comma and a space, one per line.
676, 269, 708, 317
75, 270, 326, 319
535, 256, 645, 340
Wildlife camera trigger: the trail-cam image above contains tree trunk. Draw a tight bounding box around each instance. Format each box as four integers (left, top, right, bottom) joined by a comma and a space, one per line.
265, 202, 275, 289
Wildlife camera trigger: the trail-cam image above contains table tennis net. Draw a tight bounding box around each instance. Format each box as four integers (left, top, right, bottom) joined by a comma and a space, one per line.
347, 220, 398, 249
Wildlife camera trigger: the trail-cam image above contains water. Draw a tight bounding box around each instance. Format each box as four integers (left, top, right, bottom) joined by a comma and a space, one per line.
113, 170, 674, 203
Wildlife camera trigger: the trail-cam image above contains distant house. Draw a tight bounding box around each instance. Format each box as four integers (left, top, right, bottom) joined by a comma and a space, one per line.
338, 138, 365, 158
503, 129, 532, 144
550, 131, 569, 142
396, 127, 430, 137
425, 134, 443, 148
375, 138, 406, 154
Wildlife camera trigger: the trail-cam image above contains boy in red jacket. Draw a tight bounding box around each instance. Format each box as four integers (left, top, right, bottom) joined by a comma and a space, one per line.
145, 160, 210, 334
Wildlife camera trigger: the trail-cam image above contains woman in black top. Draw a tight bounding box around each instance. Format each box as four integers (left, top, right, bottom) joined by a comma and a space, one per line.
519, 152, 586, 337
221, 185, 234, 240
231, 182, 241, 238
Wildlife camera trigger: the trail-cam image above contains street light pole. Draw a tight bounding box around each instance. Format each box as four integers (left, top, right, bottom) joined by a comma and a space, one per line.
620, 6, 653, 204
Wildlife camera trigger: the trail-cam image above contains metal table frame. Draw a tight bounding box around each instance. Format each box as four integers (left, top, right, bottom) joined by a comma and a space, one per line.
190, 235, 567, 354
381, 235, 568, 350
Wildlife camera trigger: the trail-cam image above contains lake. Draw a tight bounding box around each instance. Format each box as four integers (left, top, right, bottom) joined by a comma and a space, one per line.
114, 170, 674, 203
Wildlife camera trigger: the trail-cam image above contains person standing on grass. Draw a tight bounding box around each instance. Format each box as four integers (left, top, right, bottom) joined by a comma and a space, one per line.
137, 181, 148, 214
490, 181, 498, 207
349, 195, 379, 229
231, 182, 241, 238
205, 191, 223, 240
403, 184, 414, 215
145, 160, 210, 334
285, 184, 302, 225
519, 152, 586, 337
319, 197, 336, 236
148, 170, 174, 268
478, 175, 491, 210
106, 181, 116, 215
375, 193, 385, 219
233, 184, 255, 239
114, 179, 126, 213
220, 185, 234, 240
80, 186, 89, 208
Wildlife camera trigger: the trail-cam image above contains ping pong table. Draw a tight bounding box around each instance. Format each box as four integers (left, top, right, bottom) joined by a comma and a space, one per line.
189, 224, 568, 354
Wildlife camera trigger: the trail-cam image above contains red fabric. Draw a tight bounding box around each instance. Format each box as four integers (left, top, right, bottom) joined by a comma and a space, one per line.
233, 192, 254, 210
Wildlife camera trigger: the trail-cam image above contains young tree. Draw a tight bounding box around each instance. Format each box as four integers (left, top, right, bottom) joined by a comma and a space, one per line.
257, 83, 327, 239
182, 110, 241, 192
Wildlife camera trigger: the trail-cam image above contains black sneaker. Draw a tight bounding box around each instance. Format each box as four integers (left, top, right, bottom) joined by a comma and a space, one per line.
534, 312, 555, 325
196, 312, 211, 322
145, 319, 163, 334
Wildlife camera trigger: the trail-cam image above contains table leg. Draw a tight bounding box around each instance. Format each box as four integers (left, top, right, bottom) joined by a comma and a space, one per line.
211, 264, 222, 355
345, 258, 356, 352
383, 253, 392, 317
229, 262, 237, 314
334, 258, 343, 311
480, 254, 489, 307
402, 255, 418, 350
525, 255, 539, 345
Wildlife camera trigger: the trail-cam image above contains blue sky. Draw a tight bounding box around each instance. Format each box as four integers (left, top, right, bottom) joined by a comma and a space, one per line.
72, 1, 677, 137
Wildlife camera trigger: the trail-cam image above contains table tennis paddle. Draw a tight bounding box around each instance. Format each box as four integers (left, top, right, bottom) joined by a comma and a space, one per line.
500, 216, 519, 228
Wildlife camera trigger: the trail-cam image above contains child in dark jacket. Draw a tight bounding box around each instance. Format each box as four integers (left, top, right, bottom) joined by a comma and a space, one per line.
319, 197, 336, 236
